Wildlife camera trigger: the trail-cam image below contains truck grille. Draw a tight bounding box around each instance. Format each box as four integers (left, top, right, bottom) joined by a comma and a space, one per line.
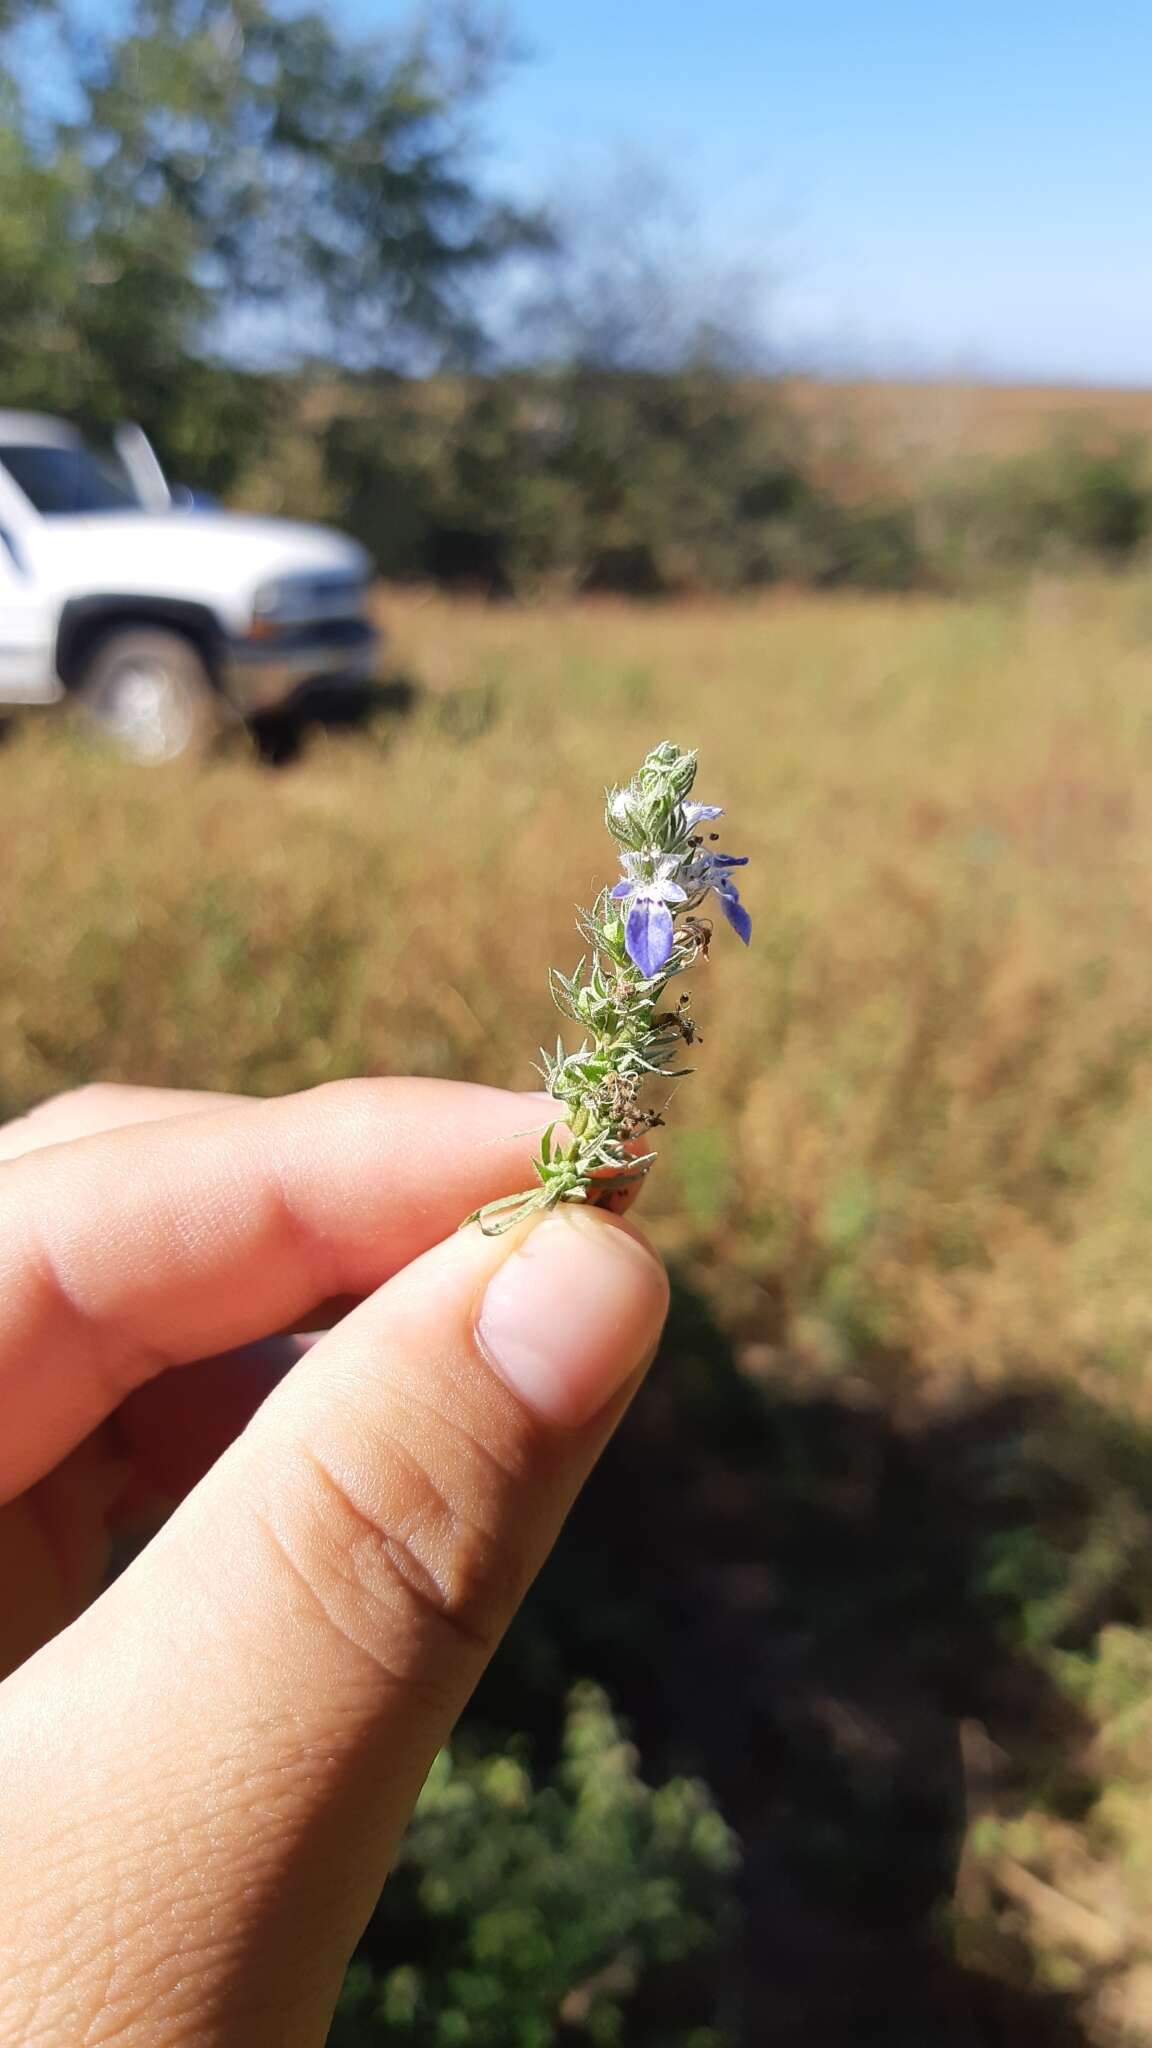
277, 616, 375, 651
293, 574, 368, 619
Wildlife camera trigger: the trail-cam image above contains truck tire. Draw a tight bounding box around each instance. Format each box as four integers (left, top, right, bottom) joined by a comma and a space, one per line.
75, 627, 220, 764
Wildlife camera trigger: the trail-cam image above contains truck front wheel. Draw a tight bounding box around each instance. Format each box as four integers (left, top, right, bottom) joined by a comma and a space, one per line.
76, 628, 220, 764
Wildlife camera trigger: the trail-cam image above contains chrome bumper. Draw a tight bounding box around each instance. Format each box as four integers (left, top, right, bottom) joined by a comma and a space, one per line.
223, 620, 381, 716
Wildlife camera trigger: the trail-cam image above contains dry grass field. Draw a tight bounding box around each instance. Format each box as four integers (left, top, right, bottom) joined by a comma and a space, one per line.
785, 376, 1152, 500
10, 579, 1152, 1396
9, 577, 1152, 2035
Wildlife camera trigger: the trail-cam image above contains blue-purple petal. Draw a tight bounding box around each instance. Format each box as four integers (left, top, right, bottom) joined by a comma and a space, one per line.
709, 853, 748, 869
716, 884, 752, 945
684, 802, 724, 826
609, 880, 633, 900
626, 896, 675, 977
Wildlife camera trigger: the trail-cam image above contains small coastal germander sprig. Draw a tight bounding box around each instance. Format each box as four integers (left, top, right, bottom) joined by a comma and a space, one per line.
467, 741, 751, 1235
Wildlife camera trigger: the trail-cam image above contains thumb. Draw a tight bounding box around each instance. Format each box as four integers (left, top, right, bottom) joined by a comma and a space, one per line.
0, 1207, 668, 2048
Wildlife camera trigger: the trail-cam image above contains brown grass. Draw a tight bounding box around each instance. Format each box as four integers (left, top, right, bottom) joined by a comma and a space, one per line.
6, 579, 1152, 1394
782, 376, 1152, 500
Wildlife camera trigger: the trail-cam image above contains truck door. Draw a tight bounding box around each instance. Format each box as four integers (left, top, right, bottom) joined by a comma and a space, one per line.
0, 468, 58, 703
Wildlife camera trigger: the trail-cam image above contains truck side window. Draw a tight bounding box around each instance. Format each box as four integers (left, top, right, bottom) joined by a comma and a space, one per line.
0, 445, 137, 516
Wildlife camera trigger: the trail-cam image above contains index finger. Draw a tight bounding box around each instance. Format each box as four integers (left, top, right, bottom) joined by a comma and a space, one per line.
0, 1084, 245, 1163
0, 1078, 552, 1500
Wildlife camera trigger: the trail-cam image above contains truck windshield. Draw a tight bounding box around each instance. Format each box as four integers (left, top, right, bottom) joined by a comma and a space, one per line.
0, 443, 139, 515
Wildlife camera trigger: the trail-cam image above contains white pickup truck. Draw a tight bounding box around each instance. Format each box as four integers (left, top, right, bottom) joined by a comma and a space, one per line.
0, 411, 381, 761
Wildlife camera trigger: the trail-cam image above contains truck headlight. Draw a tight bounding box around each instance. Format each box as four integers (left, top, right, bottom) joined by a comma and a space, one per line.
249, 573, 369, 637
250, 577, 297, 631
252, 577, 283, 616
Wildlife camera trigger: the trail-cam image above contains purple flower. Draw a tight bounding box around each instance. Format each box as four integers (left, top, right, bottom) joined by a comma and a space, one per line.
683, 801, 724, 828
712, 876, 752, 945
611, 854, 689, 977
689, 850, 752, 946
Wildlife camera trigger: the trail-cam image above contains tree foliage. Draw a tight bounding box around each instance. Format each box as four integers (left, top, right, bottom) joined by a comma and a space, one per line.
79, 0, 542, 370
0, 0, 537, 454
504, 161, 770, 376
263, 368, 922, 596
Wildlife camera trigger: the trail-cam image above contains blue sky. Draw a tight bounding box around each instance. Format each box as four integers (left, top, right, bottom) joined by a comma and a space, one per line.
455, 0, 1152, 384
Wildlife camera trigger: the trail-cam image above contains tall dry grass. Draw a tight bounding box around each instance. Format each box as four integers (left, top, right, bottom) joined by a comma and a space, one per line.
6, 580, 1152, 1396
785, 375, 1152, 497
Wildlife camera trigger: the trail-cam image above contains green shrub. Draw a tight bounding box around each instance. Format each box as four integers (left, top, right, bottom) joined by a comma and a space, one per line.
237, 370, 824, 596
226, 379, 1152, 598
331, 1684, 738, 2047
755, 494, 925, 591
926, 437, 1152, 579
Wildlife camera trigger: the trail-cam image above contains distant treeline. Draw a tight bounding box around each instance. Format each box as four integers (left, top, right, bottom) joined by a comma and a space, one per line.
4, 0, 1149, 599
221, 369, 1152, 596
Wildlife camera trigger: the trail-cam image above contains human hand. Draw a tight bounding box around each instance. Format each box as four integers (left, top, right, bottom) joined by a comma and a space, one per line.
0, 1080, 668, 2046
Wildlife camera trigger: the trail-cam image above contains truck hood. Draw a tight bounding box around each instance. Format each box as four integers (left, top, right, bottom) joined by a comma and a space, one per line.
26, 509, 371, 625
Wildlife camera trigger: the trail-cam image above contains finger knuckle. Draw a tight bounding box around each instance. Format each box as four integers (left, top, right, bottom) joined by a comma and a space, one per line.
298, 1075, 400, 1137
264, 1433, 526, 1684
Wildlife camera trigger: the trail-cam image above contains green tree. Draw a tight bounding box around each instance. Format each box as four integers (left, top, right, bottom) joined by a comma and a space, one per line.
80, 0, 542, 373
0, 1, 538, 478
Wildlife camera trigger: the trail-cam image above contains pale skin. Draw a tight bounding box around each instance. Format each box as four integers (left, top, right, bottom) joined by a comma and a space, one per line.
0, 1079, 669, 2047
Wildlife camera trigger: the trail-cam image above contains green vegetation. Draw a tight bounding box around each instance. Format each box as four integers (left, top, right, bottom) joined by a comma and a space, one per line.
244, 371, 927, 597
0, 0, 538, 476
923, 438, 1152, 583
332, 1685, 736, 2046
238, 377, 1152, 596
